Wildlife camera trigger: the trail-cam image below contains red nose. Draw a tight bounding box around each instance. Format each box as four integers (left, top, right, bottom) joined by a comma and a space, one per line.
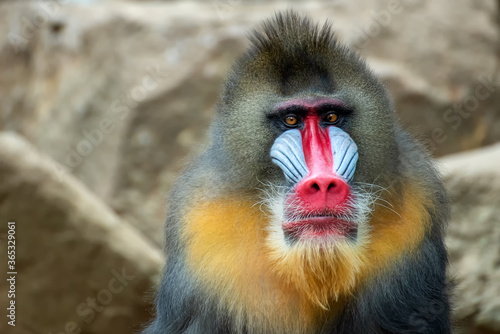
294, 173, 350, 211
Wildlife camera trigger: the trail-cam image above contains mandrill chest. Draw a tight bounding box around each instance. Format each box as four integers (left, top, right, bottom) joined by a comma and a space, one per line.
182, 197, 345, 333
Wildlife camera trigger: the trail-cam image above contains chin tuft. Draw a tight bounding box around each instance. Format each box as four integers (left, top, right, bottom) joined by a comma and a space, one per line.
257, 182, 377, 305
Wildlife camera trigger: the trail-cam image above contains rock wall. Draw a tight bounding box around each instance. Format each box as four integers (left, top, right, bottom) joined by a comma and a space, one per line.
441, 144, 500, 334
0, 133, 163, 334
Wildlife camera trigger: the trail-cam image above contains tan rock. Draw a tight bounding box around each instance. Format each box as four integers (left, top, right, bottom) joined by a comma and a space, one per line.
0, 132, 163, 334
440, 144, 500, 334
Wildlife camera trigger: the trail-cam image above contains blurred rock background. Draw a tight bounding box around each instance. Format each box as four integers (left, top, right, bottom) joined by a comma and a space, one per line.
0, 0, 498, 333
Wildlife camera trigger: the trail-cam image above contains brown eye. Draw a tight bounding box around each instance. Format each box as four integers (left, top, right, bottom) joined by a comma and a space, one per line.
325, 112, 338, 124
284, 115, 299, 127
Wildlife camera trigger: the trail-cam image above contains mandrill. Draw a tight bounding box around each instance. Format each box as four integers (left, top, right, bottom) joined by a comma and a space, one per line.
143, 11, 451, 334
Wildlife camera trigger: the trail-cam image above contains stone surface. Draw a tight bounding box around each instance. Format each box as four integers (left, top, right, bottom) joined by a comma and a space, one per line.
440, 144, 500, 334
0, 132, 163, 334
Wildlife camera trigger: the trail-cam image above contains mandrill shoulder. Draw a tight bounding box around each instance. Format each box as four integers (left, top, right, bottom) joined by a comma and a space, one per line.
328, 236, 452, 334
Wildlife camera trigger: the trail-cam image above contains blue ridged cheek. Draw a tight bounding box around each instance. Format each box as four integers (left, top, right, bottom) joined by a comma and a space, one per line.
329, 127, 358, 182
270, 127, 358, 183
270, 129, 309, 184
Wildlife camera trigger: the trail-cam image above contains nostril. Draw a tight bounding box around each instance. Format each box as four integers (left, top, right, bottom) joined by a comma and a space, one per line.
294, 175, 350, 208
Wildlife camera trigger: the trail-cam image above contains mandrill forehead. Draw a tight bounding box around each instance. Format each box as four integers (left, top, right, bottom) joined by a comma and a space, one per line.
223, 14, 379, 100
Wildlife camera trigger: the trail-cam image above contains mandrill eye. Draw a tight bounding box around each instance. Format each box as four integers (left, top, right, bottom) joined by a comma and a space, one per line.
283, 115, 299, 127
325, 112, 339, 124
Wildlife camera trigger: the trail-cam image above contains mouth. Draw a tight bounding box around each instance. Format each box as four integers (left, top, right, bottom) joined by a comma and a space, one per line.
282, 214, 357, 241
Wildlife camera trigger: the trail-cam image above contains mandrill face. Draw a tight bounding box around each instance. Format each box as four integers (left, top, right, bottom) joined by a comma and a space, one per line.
260, 92, 381, 257
269, 97, 359, 242
216, 20, 400, 256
